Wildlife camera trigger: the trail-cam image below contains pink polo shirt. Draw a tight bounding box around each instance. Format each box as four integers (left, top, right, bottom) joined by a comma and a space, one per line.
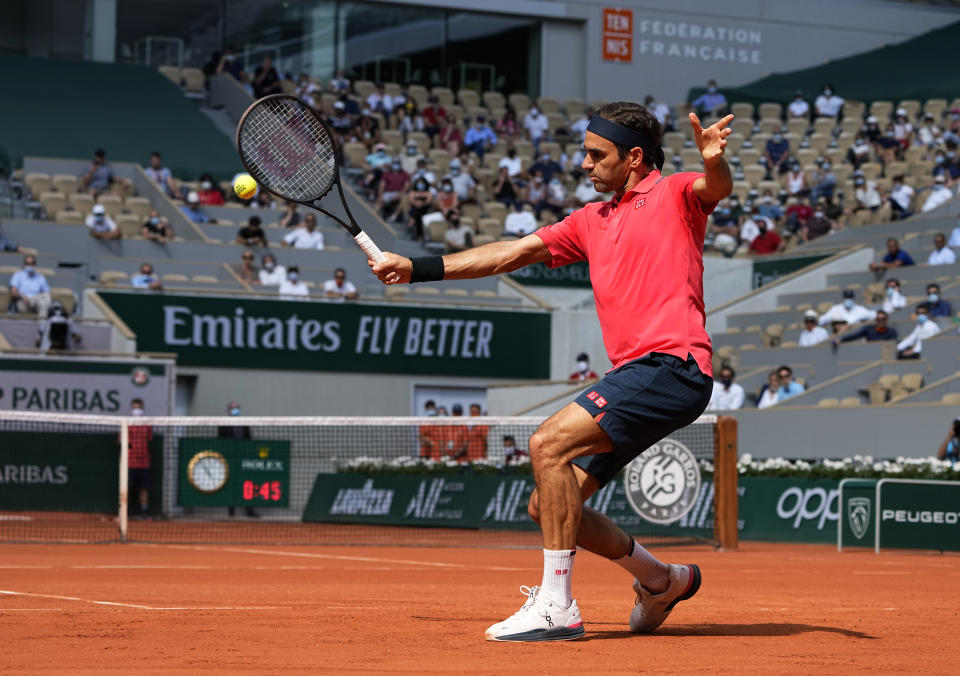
535, 170, 715, 377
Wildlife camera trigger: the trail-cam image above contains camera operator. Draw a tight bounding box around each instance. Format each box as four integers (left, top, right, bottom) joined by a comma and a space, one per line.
937, 416, 960, 462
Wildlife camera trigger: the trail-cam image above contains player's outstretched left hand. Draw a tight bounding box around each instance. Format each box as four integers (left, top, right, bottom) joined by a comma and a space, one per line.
689, 113, 734, 165
369, 252, 411, 285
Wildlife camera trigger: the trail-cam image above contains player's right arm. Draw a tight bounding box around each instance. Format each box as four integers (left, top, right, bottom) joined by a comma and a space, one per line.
369, 234, 551, 284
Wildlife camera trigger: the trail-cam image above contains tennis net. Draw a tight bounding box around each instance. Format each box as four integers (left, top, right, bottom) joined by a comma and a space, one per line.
0, 411, 737, 548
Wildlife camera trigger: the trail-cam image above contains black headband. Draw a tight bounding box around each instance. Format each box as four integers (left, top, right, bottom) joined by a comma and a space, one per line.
587, 115, 664, 170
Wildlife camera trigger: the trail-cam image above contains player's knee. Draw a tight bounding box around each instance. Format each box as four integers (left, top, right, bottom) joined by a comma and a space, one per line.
528, 430, 560, 469
527, 491, 541, 524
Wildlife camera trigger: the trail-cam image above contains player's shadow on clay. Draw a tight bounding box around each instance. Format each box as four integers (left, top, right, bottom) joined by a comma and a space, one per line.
585, 623, 877, 640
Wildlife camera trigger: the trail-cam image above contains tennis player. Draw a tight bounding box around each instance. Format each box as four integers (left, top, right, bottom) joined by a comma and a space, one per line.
371, 102, 733, 642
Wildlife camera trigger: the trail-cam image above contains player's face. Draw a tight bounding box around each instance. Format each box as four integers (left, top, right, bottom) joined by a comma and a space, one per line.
582, 131, 631, 194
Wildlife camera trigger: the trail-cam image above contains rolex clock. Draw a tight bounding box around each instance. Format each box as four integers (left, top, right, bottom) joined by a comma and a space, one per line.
186, 450, 229, 494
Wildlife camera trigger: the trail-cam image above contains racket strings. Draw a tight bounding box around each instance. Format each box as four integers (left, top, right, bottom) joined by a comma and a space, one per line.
239, 97, 338, 202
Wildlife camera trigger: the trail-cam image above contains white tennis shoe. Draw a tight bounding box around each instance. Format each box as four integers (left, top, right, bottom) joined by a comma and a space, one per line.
629, 563, 701, 633
485, 585, 585, 642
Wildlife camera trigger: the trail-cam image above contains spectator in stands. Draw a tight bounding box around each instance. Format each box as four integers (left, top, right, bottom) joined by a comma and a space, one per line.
354, 109, 382, 151
258, 254, 286, 286
131, 263, 163, 291
444, 404, 470, 461
235, 251, 259, 285
407, 160, 435, 191
0, 227, 19, 252
893, 109, 914, 149
420, 96, 446, 140
927, 233, 957, 266
787, 90, 809, 119
83, 148, 122, 196
210, 48, 243, 81
709, 199, 740, 256
643, 94, 671, 130
949, 216, 960, 248
523, 107, 550, 154
923, 283, 952, 318
365, 82, 393, 116
776, 365, 805, 401
196, 174, 224, 205
362, 143, 392, 193
36, 300, 80, 350
748, 217, 784, 255
328, 101, 354, 141
835, 310, 898, 345
216, 402, 259, 517
864, 116, 882, 145
503, 201, 537, 238
813, 83, 843, 118
127, 397, 153, 518
809, 160, 837, 202
763, 127, 790, 177
463, 403, 489, 461
819, 290, 876, 331
574, 175, 608, 206
897, 304, 940, 359
756, 190, 783, 224
526, 171, 554, 219
377, 160, 410, 221
399, 140, 424, 175
921, 174, 954, 213
278, 266, 309, 300
756, 371, 781, 409
436, 178, 459, 214
444, 159, 476, 203
888, 175, 915, 220
278, 202, 302, 228
294, 72, 318, 101
492, 108, 518, 143
936, 416, 960, 463
282, 214, 324, 250
253, 55, 282, 98
846, 134, 872, 170
144, 151, 176, 197
236, 215, 268, 247
798, 309, 830, 346
397, 101, 424, 135
869, 238, 914, 272
503, 435, 529, 465
933, 149, 960, 184
406, 176, 435, 242
86, 204, 120, 240
443, 208, 473, 253
498, 146, 523, 179
569, 352, 599, 381
181, 192, 211, 223
569, 106, 590, 142
141, 209, 174, 243
691, 79, 727, 117
785, 160, 807, 197
463, 115, 498, 160
800, 204, 834, 243
876, 125, 900, 166
529, 150, 564, 184
852, 171, 883, 216
9, 255, 51, 316
738, 206, 768, 249
707, 365, 744, 410
784, 195, 812, 236
328, 69, 349, 94
323, 267, 358, 301
883, 278, 907, 314
493, 167, 521, 207
917, 113, 941, 149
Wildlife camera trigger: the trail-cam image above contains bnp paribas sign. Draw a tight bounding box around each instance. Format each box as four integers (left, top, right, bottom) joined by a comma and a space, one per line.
98, 292, 551, 378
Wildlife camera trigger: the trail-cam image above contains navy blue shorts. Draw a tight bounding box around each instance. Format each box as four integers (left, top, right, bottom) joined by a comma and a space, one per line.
572, 352, 712, 487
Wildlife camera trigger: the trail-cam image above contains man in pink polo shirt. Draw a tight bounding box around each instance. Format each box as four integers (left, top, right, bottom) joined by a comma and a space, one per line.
371, 102, 734, 642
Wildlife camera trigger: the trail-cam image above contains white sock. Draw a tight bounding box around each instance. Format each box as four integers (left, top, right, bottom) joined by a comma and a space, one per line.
614, 539, 670, 593
540, 548, 575, 608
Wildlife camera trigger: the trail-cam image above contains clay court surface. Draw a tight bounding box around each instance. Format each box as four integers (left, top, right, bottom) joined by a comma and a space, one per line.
1, 541, 957, 674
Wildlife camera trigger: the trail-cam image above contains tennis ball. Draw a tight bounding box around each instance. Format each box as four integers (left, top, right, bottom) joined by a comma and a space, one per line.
234, 174, 258, 200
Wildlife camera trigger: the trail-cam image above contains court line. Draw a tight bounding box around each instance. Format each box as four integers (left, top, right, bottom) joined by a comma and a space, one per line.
0, 565, 54, 569
0, 608, 64, 611
152, 544, 527, 571
0, 590, 277, 611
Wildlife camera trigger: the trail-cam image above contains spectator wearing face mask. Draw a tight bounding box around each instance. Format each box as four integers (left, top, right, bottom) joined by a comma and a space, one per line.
503, 435, 529, 466
443, 208, 474, 253
362, 143, 391, 191
463, 115, 498, 160
573, 174, 609, 206
738, 207, 769, 248
181, 191, 211, 223
852, 171, 883, 216
917, 114, 941, 149
783, 195, 812, 236
498, 146, 523, 179
755, 190, 783, 224
787, 91, 809, 119
216, 402, 259, 517
800, 204, 834, 243
748, 216, 784, 255
127, 398, 153, 519
236, 215, 268, 247
258, 254, 286, 286
131, 263, 163, 291
141, 209, 174, 243
813, 84, 843, 118
921, 174, 955, 213
406, 177, 435, 242
196, 174, 224, 205
86, 204, 120, 240
419, 399, 442, 459
691, 79, 727, 118
377, 160, 410, 222
882, 278, 907, 314
421, 96, 447, 139
876, 125, 900, 166
809, 159, 837, 202
785, 161, 807, 197
818, 290, 876, 329
835, 310, 898, 345
529, 151, 564, 184
776, 365, 805, 401
410, 157, 437, 188
643, 95, 672, 130
523, 107, 550, 154
569, 352, 599, 382
399, 140, 424, 175
9, 255, 51, 316
503, 201, 537, 238
897, 305, 940, 359
927, 233, 957, 266
493, 168, 521, 207
798, 309, 830, 346
892, 109, 914, 150
444, 159, 476, 203
569, 106, 591, 142
327, 101, 354, 141
706, 366, 744, 410
869, 238, 914, 272
846, 133, 873, 170
931, 149, 958, 182
278, 266, 309, 300
36, 300, 81, 351
435, 178, 459, 214
763, 127, 790, 177
887, 175, 915, 220
708, 198, 740, 256
922, 283, 952, 318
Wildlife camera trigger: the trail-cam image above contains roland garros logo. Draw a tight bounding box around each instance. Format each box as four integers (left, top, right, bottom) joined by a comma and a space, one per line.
624, 438, 701, 524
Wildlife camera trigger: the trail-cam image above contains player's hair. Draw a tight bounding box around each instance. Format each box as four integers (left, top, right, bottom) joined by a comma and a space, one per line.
721, 366, 736, 378
927, 283, 941, 292
916, 303, 928, 312
778, 365, 793, 376
595, 101, 664, 168
335, 267, 346, 275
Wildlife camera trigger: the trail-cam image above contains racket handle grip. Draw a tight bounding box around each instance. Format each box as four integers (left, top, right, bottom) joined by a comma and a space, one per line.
353, 232, 386, 263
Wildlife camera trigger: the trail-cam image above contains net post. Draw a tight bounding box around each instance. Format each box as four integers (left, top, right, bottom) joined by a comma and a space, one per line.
118, 420, 129, 542
713, 415, 739, 551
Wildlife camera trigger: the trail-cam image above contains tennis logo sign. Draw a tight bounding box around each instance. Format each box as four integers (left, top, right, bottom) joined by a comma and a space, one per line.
623, 439, 700, 524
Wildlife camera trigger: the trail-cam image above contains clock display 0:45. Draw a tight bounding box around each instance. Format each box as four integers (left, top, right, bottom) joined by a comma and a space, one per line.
242, 480, 283, 502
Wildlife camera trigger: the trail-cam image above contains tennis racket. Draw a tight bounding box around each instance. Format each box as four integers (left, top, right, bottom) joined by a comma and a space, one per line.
235, 94, 386, 263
